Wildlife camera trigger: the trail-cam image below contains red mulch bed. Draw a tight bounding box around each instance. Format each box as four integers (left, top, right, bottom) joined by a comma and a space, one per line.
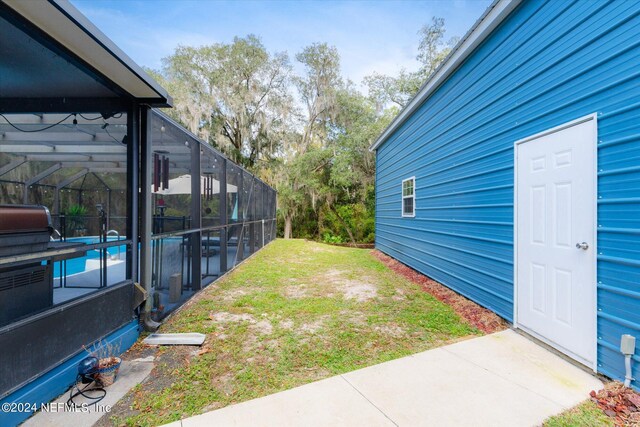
590, 382, 640, 426
372, 250, 508, 334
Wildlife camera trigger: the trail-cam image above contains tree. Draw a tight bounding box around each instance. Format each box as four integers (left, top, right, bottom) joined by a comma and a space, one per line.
147, 20, 457, 244
416, 17, 456, 78
275, 146, 332, 239
320, 86, 394, 244
275, 43, 343, 239
157, 35, 293, 168
365, 17, 458, 110
294, 43, 343, 153
331, 87, 391, 198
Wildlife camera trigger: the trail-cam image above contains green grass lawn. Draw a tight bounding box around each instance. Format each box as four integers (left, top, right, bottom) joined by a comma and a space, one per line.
106, 239, 480, 426
543, 400, 614, 427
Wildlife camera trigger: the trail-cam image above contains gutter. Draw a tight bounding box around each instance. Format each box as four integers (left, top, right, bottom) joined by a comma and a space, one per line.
369, 0, 522, 152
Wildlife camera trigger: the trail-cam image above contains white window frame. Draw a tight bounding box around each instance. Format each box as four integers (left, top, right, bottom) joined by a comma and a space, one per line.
401, 176, 415, 218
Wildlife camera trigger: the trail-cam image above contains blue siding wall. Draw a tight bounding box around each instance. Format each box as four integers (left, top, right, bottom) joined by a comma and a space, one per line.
375, 0, 640, 388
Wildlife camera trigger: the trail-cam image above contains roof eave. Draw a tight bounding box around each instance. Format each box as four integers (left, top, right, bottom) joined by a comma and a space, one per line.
369, 0, 521, 152
3, 0, 173, 107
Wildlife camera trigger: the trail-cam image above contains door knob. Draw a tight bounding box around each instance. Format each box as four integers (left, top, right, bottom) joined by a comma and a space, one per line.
575, 242, 589, 250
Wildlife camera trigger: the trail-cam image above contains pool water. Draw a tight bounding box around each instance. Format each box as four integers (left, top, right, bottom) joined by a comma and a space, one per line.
53, 236, 127, 277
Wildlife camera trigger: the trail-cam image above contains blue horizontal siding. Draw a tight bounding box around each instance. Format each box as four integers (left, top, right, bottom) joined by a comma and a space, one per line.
375, 0, 640, 388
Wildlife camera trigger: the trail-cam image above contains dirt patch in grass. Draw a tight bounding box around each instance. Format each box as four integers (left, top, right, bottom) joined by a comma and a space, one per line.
320, 269, 378, 302
340, 281, 377, 302
298, 317, 327, 334
249, 319, 274, 335
279, 319, 294, 330
211, 372, 236, 397
372, 250, 508, 334
342, 309, 367, 326
284, 283, 309, 299
374, 323, 406, 338
220, 288, 251, 302
210, 311, 256, 323
147, 346, 196, 392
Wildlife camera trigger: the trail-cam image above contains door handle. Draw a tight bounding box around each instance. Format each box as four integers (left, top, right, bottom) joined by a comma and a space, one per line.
575, 242, 589, 250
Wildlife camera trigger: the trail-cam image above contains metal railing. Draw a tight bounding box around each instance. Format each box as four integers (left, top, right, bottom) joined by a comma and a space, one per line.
106, 229, 121, 259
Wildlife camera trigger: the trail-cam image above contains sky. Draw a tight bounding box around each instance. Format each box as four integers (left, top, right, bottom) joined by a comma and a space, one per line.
71, 0, 491, 88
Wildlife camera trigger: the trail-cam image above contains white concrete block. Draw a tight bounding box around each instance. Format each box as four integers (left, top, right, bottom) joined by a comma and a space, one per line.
143, 333, 205, 346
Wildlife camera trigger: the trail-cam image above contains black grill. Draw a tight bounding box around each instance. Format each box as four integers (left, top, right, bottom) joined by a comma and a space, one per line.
0, 267, 46, 292
0, 264, 52, 327
0, 205, 55, 327
0, 204, 53, 256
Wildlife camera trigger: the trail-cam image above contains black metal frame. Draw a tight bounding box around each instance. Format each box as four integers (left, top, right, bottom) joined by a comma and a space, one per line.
138, 111, 277, 318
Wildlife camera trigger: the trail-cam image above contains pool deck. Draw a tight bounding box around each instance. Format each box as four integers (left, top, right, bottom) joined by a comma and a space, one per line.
50, 247, 246, 307
52, 258, 126, 305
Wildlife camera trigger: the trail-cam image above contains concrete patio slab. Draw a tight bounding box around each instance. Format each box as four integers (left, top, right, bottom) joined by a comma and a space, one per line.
441, 330, 602, 408
23, 357, 154, 427
343, 347, 561, 427
166, 330, 603, 427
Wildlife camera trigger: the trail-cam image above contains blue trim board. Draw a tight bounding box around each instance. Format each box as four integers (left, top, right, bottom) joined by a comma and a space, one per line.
0, 319, 140, 427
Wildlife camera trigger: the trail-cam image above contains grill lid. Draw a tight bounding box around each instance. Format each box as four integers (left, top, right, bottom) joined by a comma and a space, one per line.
0, 205, 52, 235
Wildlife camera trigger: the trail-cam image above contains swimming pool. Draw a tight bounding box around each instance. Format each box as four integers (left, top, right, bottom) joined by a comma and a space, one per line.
53, 236, 127, 277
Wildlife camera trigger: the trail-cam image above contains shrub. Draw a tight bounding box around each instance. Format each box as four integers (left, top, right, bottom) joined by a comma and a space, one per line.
322, 232, 344, 244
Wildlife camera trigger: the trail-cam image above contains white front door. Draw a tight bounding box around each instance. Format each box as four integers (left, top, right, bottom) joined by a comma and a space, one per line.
515, 115, 597, 368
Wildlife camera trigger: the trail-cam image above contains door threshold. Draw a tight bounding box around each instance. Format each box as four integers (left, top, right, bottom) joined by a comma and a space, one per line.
512, 327, 601, 379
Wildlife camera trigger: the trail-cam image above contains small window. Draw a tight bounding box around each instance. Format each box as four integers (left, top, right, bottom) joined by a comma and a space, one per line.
402, 177, 415, 217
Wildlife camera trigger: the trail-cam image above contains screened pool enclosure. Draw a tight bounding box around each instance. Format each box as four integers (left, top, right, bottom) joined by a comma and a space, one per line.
0, 2, 276, 422
0, 109, 276, 325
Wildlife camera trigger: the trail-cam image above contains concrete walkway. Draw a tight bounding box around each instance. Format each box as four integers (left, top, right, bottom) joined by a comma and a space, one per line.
23, 356, 154, 427
164, 330, 603, 427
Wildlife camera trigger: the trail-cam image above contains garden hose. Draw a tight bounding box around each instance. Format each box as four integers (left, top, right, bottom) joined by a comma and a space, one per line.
67, 375, 106, 407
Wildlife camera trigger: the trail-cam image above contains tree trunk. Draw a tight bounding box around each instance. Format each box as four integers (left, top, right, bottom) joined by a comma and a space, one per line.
284, 215, 293, 239
329, 205, 356, 245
